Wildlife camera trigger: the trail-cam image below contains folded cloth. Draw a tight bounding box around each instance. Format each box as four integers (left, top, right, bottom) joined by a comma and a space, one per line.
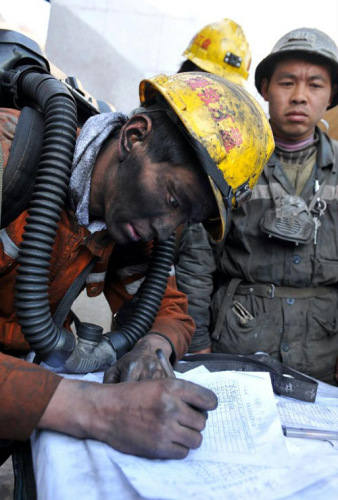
69, 112, 127, 233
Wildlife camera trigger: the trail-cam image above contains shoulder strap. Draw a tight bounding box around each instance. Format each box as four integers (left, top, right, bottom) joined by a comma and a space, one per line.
211, 278, 242, 341
264, 162, 290, 206
53, 257, 99, 328
330, 138, 338, 161
308, 137, 338, 210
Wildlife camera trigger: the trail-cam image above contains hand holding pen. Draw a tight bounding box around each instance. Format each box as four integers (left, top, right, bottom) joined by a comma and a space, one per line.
156, 348, 209, 418
155, 348, 176, 378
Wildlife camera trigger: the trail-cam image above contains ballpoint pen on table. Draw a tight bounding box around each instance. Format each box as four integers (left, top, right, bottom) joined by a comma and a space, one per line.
282, 426, 338, 443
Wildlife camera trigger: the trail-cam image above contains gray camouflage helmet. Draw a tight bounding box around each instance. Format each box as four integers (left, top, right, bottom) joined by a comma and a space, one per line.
255, 27, 338, 109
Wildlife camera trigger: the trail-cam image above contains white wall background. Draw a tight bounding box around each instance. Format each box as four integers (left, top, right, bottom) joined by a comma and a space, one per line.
1, 0, 338, 113
44, 0, 338, 113
0, 0, 50, 47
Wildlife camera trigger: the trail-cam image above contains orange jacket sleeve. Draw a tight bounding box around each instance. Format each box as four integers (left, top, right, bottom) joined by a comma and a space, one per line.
0, 353, 62, 440
150, 275, 195, 361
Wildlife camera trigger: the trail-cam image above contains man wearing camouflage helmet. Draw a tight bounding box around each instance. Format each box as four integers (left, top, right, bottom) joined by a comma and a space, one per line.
176, 27, 338, 385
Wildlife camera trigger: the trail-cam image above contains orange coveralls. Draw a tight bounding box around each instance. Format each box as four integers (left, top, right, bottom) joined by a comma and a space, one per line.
0, 109, 194, 441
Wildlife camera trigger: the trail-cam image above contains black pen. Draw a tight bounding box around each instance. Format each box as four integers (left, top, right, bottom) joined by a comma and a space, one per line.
155, 348, 176, 378
282, 426, 338, 442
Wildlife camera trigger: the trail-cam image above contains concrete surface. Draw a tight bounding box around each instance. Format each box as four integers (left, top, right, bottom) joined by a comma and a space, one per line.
72, 290, 113, 332
0, 458, 15, 500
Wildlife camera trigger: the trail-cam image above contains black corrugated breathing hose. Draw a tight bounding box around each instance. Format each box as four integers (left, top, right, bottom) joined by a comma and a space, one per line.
5, 67, 176, 369
106, 234, 176, 359
13, 69, 78, 356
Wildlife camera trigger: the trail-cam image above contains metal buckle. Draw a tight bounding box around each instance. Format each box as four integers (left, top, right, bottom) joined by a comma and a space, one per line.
268, 284, 275, 298
234, 182, 252, 208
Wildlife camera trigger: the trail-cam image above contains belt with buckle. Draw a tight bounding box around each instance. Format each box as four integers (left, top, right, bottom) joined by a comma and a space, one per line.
235, 283, 333, 299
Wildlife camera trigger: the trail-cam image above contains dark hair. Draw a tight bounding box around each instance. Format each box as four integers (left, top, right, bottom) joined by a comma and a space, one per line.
141, 105, 200, 168
177, 59, 205, 73
264, 51, 338, 88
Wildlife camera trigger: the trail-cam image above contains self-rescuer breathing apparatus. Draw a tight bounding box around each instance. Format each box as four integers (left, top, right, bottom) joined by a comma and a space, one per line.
0, 29, 177, 373
0, 30, 273, 373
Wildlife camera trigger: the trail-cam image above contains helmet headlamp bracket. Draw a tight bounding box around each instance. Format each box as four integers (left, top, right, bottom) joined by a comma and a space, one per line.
224, 52, 242, 68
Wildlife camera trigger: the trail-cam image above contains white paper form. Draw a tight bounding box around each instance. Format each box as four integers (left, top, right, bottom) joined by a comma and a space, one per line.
181, 370, 289, 466
282, 472, 338, 500
277, 395, 338, 430
78, 370, 287, 466
31, 369, 338, 500
106, 372, 338, 500
107, 448, 338, 500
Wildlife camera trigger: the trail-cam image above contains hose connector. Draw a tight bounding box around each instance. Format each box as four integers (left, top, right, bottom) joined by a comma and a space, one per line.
64, 322, 117, 373
35, 327, 76, 368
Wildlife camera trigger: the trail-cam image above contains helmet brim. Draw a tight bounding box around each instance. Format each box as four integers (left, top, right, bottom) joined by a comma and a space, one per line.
202, 176, 229, 242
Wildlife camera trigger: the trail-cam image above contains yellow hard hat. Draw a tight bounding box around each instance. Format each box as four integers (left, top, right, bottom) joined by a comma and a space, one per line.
183, 18, 251, 86
139, 72, 274, 242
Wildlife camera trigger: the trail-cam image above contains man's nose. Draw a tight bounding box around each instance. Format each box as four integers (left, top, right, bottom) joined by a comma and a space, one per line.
152, 215, 183, 241
291, 83, 307, 103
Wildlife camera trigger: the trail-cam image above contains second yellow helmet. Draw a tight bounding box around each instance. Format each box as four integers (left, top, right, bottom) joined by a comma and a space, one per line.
183, 18, 251, 86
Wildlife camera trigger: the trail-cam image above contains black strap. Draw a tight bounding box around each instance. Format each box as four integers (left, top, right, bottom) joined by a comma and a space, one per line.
0, 439, 18, 466
53, 257, 99, 328
32, 257, 98, 366
0, 439, 37, 500
211, 278, 242, 341
12, 440, 37, 500
174, 353, 318, 402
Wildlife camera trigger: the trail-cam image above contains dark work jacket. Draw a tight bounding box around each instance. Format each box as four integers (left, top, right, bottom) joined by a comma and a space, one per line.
176, 128, 338, 384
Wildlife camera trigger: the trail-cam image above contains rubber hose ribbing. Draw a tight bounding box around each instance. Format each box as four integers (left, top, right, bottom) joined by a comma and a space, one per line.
112, 234, 176, 357
15, 83, 77, 354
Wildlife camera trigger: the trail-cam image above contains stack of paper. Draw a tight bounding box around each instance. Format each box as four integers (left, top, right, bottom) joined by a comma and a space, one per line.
31, 368, 338, 500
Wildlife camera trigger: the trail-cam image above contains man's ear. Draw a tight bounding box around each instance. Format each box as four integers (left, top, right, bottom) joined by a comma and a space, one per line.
118, 114, 152, 161
260, 78, 269, 102
327, 84, 337, 109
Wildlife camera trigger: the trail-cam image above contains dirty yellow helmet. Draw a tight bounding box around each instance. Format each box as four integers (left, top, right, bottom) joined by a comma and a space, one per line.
139, 72, 274, 242
183, 18, 251, 86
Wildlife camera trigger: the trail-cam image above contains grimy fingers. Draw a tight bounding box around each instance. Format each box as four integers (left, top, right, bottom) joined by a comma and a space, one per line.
177, 379, 218, 412
103, 366, 121, 384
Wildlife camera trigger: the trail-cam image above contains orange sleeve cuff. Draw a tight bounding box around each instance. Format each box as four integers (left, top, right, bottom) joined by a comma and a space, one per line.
0, 353, 62, 441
